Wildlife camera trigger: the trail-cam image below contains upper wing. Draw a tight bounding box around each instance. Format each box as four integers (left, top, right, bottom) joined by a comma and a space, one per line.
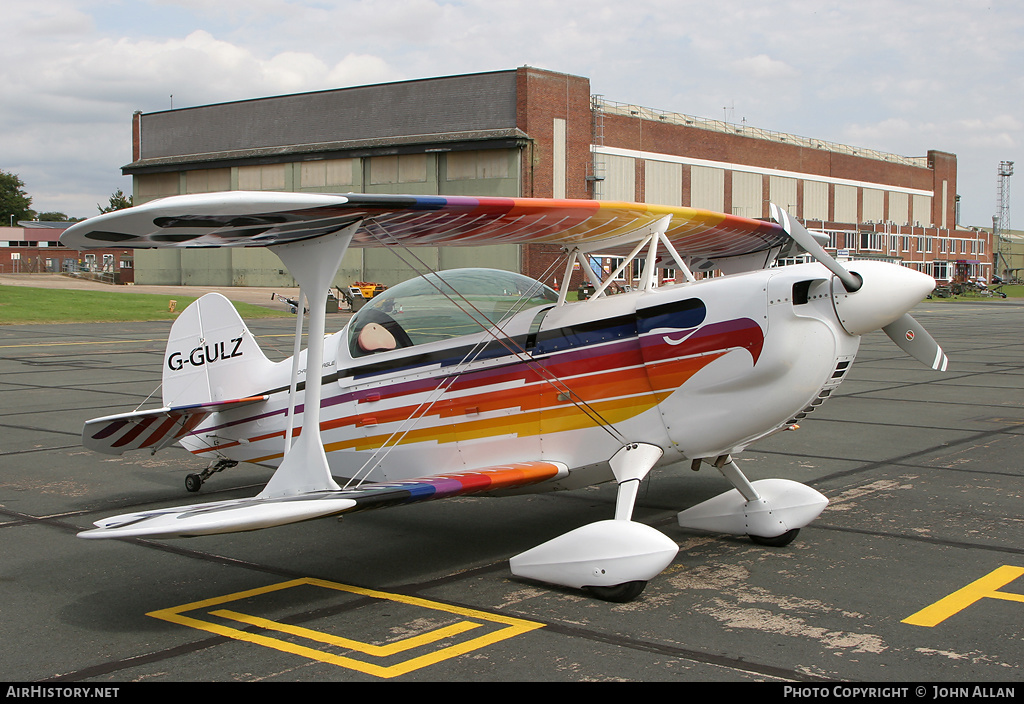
60, 192, 787, 260
78, 461, 567, 539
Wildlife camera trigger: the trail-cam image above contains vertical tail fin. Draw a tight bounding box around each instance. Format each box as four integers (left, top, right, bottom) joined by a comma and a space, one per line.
162, 293, 276, 407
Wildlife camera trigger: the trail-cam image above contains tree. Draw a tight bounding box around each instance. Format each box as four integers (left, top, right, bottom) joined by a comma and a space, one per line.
98, 188, 133, 214
0, 170, 34, 226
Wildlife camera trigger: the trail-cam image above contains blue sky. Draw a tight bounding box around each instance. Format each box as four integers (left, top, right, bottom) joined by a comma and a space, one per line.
3, 0, 1022, 228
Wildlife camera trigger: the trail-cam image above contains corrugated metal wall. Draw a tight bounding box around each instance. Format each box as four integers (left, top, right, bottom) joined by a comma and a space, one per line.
913, 195, 932, 226
134, 148, 523, 287
644, 160, 682, 206
863, 188, 884, 222
690, 166, 724, 213
834, 185, 858, 223
732, 171, 761, 218
600, 154, 636, 201
889, 192, 908, 225
769, 176, 797, 215
803, 181, 829, 221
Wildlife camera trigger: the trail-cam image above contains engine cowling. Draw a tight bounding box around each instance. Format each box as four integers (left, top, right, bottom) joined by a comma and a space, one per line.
830, 260, 936, 336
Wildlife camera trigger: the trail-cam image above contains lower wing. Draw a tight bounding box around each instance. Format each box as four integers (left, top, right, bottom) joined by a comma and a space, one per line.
78, 461, 568, 539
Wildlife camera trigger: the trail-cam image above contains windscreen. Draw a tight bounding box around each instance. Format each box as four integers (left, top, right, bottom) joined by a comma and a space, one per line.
348, 268, 558, 357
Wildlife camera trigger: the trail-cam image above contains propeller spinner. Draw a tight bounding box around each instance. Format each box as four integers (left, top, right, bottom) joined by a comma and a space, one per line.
769, 205, 949, 371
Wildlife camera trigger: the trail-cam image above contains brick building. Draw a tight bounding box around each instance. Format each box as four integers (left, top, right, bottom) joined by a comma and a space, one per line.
123, 66, 991, 289
0, 222, 133, 282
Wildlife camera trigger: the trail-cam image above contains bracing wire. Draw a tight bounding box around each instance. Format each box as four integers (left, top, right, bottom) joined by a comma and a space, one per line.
342, 220, 629, 487
360, 221, 629, 438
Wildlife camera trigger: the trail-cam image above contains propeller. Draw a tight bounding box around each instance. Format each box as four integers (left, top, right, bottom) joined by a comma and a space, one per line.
769, 204, 949, 371
770, 203, 862, 293
882, 313, 950, 371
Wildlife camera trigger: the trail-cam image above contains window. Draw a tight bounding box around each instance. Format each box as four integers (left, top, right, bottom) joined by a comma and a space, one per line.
632, 258, 646, 281
138, 172, 180, 200
300, 159, 354, 188
446, 150, 510, 181
186, 168, 231, 193
370, 154, 427, 185
607, 257, 627, 281
238, 164, 285, 191
859, 232, 882, 251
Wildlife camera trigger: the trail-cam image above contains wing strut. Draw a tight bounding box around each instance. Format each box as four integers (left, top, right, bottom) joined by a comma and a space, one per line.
580, 215, 696, 301
258, 221, 359, 498
510, 443, 679, 601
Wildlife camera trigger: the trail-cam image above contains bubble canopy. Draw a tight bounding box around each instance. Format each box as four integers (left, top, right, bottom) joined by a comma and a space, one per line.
348, 268, 559, 357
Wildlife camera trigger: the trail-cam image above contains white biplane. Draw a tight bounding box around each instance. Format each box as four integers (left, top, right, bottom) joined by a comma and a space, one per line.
61, 192, 947, 602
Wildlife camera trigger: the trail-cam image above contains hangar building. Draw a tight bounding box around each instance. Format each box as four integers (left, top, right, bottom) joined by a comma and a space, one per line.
124, 66, 992, 289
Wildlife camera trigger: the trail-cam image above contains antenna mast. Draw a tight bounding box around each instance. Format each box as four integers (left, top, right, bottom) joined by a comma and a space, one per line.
995, 161, 1014, 279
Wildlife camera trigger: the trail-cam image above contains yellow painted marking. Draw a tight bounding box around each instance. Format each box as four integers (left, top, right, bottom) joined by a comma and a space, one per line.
0, 338, 164, 349
902, 565, 1024, 627
147, 577, 544, 678
209, 609, 482, 655
0, 333, 294, 350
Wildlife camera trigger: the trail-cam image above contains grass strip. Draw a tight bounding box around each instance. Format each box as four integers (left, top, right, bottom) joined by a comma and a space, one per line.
0, 285, 291, 324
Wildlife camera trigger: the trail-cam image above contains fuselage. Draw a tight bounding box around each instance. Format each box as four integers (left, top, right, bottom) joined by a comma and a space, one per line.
182, 263, 859, 488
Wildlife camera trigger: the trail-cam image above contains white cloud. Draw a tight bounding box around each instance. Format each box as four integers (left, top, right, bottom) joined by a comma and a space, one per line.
955, 115, 1024, 150
2, 0, 1022, 225
0, 24, 406, 216
730, 54, 798, 81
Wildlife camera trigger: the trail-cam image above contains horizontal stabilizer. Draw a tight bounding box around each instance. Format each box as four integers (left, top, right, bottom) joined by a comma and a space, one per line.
79, 461, 568, 540
82, 396, 268, 456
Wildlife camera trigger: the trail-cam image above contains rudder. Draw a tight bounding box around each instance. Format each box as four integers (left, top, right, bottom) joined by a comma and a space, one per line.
162, 293, 276, 407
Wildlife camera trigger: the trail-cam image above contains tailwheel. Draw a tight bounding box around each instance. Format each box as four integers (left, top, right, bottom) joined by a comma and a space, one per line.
185, 458, 239, 493
749, 528, 800, 547
586, 580, 647, 603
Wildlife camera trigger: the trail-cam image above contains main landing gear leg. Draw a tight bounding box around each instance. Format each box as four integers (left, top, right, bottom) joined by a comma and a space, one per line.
712, 456, 794, 543
509, 443, 679, 603
677, 455, 828, 545
186, 459, 238, 493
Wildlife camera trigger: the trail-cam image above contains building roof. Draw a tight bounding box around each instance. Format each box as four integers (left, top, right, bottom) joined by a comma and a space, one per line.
126, 70, 524, 173
125, 128, 530, 173
20, 221, 74, 229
